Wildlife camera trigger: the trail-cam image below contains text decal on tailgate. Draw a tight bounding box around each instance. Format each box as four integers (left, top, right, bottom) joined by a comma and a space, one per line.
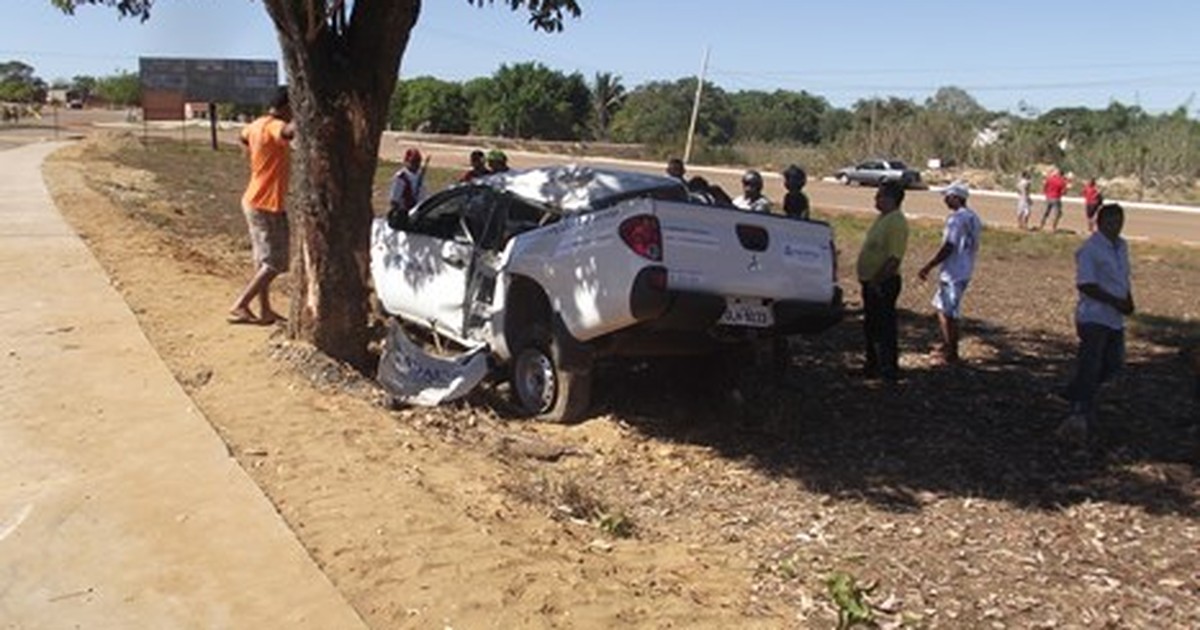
782, 241, 825, 269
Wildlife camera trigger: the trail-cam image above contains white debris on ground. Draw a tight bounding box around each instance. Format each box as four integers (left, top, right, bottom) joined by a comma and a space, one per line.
376, 320, 489, 406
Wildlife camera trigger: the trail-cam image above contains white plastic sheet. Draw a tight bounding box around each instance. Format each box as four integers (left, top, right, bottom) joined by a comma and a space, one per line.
376, 320, 489, 406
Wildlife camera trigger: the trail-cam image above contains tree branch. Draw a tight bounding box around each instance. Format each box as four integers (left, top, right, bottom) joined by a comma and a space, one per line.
466, 0, 581, 32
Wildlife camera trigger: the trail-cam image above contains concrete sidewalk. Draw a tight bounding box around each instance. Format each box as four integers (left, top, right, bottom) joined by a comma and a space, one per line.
0, 142, 366, 628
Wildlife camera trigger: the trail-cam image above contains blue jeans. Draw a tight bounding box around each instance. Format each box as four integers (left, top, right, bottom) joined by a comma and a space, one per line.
1066, 323, 1125, 418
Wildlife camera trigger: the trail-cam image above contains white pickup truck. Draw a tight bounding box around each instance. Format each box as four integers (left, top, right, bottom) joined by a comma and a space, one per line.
371, 165, 843, 422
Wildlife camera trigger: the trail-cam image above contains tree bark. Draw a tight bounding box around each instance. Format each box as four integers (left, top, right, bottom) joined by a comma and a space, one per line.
263, 0, 420, 370
287, 95, 378, 370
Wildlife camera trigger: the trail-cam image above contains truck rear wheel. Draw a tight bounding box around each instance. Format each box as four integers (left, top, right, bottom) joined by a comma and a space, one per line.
510, 323, 592, 423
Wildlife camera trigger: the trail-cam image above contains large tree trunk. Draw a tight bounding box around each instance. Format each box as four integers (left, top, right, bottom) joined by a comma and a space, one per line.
286, 90, 379, 369
263, 1, 420, 370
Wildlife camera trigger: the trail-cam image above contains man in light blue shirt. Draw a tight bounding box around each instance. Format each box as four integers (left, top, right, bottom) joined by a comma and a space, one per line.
918, 182, 982, 365
1057, 203, 1134, 444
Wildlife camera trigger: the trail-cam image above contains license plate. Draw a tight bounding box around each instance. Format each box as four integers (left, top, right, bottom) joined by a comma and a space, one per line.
718, 297, 774, 328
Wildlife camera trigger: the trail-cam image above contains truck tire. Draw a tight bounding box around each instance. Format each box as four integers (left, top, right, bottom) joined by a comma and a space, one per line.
510, 323, 593, 423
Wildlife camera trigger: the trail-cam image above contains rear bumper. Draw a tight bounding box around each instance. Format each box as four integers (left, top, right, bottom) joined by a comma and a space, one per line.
594, 284, 843, 358
629, 270, 844, 335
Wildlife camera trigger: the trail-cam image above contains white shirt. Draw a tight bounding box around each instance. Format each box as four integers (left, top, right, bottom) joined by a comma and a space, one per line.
1016, 177, 1031, 200
733, 195, 772, 213
939, 206, 982, 283
1075, 232, 1131, 329
388, 167, 423, 212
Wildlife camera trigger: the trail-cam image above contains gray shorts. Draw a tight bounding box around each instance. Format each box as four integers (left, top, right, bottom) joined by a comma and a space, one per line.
244, 208, 289, 272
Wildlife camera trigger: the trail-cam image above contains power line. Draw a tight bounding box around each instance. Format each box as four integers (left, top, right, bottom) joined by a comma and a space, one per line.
735, 72, 1200, 94
709, 59, 1200, 80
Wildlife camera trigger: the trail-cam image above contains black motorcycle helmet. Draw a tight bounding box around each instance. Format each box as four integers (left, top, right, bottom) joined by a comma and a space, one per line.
741, 169, 763, 191
782, 164, 807, 190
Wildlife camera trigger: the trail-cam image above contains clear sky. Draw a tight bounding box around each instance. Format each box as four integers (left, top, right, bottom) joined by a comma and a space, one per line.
5, 0, 1200, 116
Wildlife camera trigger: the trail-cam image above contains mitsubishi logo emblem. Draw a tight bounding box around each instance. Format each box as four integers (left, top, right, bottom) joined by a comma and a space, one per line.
748, 254, 761, 272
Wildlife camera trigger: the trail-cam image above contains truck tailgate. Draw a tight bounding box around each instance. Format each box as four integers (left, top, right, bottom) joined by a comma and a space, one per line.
656, 203, 836, 304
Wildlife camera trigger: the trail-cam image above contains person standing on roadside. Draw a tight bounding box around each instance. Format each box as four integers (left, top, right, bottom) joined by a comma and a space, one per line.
666, 157, 687, 184
1038, 167, 1068, 232
460, 149, 488, 182
1056, 203, 1134, 445
781, 164, 811, 220
1016, 170, 1033, 231
733, 169, 772, 213
485, 149, 509, 174
919, 182, 983, 365
228, 85, 295, 326
389, 148, 425, 220
855, 181, 909, 381
1082, 178, 1103, 232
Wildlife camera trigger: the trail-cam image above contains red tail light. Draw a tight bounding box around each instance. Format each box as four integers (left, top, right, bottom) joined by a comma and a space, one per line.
619, 215, 662, 261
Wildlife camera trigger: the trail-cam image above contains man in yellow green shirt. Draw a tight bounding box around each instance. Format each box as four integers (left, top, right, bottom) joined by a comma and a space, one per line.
855, 181, 910, 381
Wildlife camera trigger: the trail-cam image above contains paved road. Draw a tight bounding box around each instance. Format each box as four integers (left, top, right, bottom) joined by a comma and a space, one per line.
0, 140, 366, 629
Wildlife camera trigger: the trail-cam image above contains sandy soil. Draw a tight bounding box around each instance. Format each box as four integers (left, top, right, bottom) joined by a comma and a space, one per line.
41, 132, 1199, 628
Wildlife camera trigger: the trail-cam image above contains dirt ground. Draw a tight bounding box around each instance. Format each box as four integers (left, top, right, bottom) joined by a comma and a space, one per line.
42, 132, 1199, 629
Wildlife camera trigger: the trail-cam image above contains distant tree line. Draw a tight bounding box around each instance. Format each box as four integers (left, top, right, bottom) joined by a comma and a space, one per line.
7, 57, 1200, 196
1, 60, 140, 107
389, 66, 1200, 192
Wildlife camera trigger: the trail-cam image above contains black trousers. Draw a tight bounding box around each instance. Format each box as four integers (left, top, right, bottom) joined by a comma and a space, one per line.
862, 275, 902, 376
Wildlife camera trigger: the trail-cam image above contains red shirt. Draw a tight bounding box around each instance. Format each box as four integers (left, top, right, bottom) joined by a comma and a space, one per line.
1043, 174, 1067, 200
1083, 183, 1101, 206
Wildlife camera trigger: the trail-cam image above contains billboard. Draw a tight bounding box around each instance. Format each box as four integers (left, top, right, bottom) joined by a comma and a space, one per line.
139, 57, 279, 118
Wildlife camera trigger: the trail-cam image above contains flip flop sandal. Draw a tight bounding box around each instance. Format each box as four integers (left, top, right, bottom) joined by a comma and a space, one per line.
226, 310, 258, 325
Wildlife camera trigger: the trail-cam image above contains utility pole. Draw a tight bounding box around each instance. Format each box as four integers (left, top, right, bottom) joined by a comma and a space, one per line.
683, 46, 710, 165
869, 97, 876, 156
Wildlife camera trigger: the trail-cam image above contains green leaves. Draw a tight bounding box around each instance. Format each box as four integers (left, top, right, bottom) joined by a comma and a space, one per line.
467, 0, 582, 32
50, 0, 155, 22
609, 79, 736, 149
464, 63, 589, 139
826, 571, 874, 629
0, 61, 46, 104
392, 76, 470, 134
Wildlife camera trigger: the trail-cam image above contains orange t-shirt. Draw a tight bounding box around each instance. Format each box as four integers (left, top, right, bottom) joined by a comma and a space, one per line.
241, 115, 290, 213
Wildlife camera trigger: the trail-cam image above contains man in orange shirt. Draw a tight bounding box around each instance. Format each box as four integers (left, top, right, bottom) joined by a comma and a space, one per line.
229, 86, 296, 325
